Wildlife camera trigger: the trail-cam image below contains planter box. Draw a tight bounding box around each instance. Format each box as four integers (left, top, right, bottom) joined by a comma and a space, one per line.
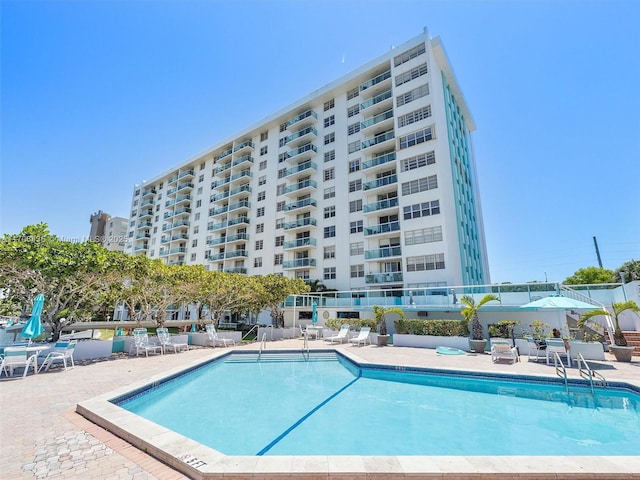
393, 334, 470, 351
257, 327, 301, 341
74, 339, 114, 361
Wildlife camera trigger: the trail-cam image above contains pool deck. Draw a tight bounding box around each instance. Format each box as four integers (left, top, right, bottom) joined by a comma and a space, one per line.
1, 338, 639, 479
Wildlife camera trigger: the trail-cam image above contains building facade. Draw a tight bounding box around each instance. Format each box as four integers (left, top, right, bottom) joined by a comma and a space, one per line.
125, 30, 490, 292
90, 211, 128, 252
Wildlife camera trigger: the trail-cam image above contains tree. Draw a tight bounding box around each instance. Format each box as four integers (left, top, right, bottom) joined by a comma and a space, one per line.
579, 300, 640, 347
255, 274, 309, 327
371, 305, 404, 336
460, 294, 500, 340
613, 260, 640, 283
564, 266, 614, 285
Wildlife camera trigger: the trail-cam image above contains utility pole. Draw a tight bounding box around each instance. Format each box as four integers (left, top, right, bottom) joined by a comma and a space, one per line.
593, 236, 603, 268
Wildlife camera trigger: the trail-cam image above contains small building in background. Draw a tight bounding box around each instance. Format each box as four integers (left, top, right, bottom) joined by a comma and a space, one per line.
89, 210, 127, 252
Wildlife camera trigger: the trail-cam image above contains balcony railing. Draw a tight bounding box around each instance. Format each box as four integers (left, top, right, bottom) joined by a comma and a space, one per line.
360, 89, 392, 111
285, 161, 317, 177
283, 238, 317, 249
363, 152, 396, 170
284, 126, 317, 145
208, 253, 225, 261
364, 221, 400, 236
284, 179, 317, 195
359, 69, 391, 92
165, 194, 192, 207
363, 197, 399, 213
215, 147, 233, 161
140, 198, 154, 208
138, 209, 153, 218
178, 169, 195, 180
364, 246, 402, 260
363, 174, 397, 191
361, 109, 394, 130
225, 267, 247, 274
362, 130, 395, 150
162, 220, 190, 231
137, 221, 153, 228
142, 187, 156, 197
232, 155, 254, 167
286, 109, 317, 128
284, 198, 317, 212
135, 232, 150, 239
214, 162, 232, 175
134, 244, 148, 252
283, 258, 317, 269
365, 272, 403, 284
225, 250, 248, 259
284, 217, 317, 230
233, 140, 254, 152
286, 143, 317, 160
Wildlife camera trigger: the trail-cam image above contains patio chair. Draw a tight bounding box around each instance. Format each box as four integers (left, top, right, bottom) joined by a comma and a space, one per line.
490, 339, 518, 364
205, 324, 235, 347
0, 346, 37, 378
39, 340, 77, 372
546, 338, 571, 367
304, 325, 319, 340
156, 328, 189, 354
348, 327, 371, 347
524, 335, 546, 362
129, 328, 163, 357
324, 325, 350, 344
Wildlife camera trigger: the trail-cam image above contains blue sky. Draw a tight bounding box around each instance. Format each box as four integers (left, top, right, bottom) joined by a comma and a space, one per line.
1, 0, 639, 284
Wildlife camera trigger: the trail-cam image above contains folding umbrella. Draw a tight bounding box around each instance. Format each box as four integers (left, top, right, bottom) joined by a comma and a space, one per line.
20, 293, 45, 343
311, 301, 318, 324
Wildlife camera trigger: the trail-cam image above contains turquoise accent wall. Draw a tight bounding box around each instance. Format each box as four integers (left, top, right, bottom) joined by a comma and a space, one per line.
441, 72, 486, 285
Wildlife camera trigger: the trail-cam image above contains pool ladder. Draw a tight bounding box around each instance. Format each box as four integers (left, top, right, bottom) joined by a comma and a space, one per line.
577, 353, 607, 394
302, 331, 310, 361
258, 333, 267, 361
552, 352, 570, 395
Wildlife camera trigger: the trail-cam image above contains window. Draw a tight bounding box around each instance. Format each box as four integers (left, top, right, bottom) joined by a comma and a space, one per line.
324, 267, 336, 280
276, 184, 286, 195
196, 199, 202, 207
324, 167, 335, 181
254, 257, 263, 267
398, 105, 432, 128
347, 104, 359, 118
279, 123, 287, 133
350, 264, 364, 278
324, 115, 335, 127
191, 253, 197, 261
348, 179, 362, 192
406, 253, 445, 271
275, 218, 285, 229
324, 98, 335, 111
274, 201, 284, 212
350, 220, 363, 234
257, 207, 265, 217
194, 212, 200, 221
278, 168, 287, 179
197, 187, 203, 195
349, 159, 361, 173
260, 131, 269, 141
260, 146, 268, 155
255, 240, 263, 250
324, 205, 336, 218
257, 191, 266, 201
350, 242, 364, 255
347, 122, 360, 135
348, 140, 361, 154
275, 235, 284, 247
396, 84, 429, 107
324, 245, 336, 259
393, 43, 426, 67
401, 151, 435, 172
278, 153, 287, 162
347, 87, 359, 100
324, 132, 335, 145
405, 226, 443, 245
349, 199, 362, 212
259, 160, 267, 170
324, 186, 335, 199
324, 150, 335, 163
199, 174, 204, 183
401, 175, 438, 195
395, 63, 428, 87
200, 162, 206, 170
403, 200, 440, 219
324, 226, 336, 238
204, 249, 210, 259
192, 239, 198, 247
274, 253, 283, 265
256, 223, 264, 233
258, 175, 267, 186
399, 127, 434, 149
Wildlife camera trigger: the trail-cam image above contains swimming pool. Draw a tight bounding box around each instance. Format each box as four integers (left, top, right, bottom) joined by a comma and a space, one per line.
114, 351, 640, 457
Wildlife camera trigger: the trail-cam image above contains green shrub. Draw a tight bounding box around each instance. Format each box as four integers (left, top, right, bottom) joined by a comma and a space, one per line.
488, 320, 518, 338
325, 318, 377, 331
394, 319, 469, 336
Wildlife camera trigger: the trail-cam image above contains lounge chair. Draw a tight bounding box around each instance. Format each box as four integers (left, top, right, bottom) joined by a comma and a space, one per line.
546, 338, 571, 367
0, 347, 37, 378
39, 340, 77, 372
156, 328, 189, 353
490, 339, 518, 364
349, 327, 371, 347
129, 328, 163, 357
205, 324, 235, 347
324, 325, 350, 344
524, 335, 546, 362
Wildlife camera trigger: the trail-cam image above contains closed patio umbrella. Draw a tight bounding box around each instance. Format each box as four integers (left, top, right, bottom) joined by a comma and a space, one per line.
312, 301, 318, 324
519, 295, 599, 310
20, 294, 45, 342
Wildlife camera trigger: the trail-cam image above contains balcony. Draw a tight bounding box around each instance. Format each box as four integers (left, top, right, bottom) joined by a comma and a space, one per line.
176, 182, 194, 192
363, 151, 396, 171
232, 155, 254, 168
167, 260, 185, 266
283, 237, 317, 250
162, 220, 190, 231
364, 221, 400, 237
164, 207, 192, 219
365, 272, 403, 284
137, 221, 153, 229
283, 258, 316, 269
359, 69, 392, 93
162, 233, 189, 244
225, 250, 248, 259
214, 162, 232, 175
208, 217, 250, 232
360, 89, 392, 113
363, 174, 397, 192
229, 184, 252, 199
211, 191, 230, 202
284, 126, 317, 147
363, 197, 399, 214
361, 109, 394, 134
167, 175, 178, 184
178, 169, 195, 180
364, 246, 402, 260
286, 143, 317, 162
284, 198, 317, 213
140, 199, 155, 209
141, 187, 156, 197
134, 244, 148, 252
165, 194, 192, 208
135, 232, 150, 239
285, 161, 317, 180
229, 170, 252, 184
208, 253, 225, 261
284, 217, 317, 231
233, 140, 254, 153
138, 209, 153, 219
215, 146, 233, 161
286, 109, 317, 129
225, 267, 247, 274
362, 130, 395, 153
160, 247, 187, 257
284, 179, 317, 196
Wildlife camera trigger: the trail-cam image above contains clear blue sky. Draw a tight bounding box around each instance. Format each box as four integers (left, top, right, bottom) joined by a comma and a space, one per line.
2, 0, 639, 284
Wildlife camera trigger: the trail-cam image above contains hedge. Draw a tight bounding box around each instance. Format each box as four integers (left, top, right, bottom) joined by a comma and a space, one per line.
394, 319, 469, 337
325, 318, 378, 331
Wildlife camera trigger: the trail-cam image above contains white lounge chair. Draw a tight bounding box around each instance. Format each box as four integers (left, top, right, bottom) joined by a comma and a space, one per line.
490, 339, 518, 364
156, 328, 189, 353
349, 327, 371, 346
129, 328, 163, 357
524, 335, 546, 362
546, 338, 571, 367
39, 340, 77, 372
1, 347, 37, 378
324, 325, 350, 344
205, 324, 235, 347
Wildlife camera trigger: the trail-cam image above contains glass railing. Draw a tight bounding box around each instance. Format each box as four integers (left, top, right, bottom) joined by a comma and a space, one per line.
137, 221, 153, 228
211, 191, 230, 202
233, 140, 254, 152
225, 250, 248, 259
283, 237, 317, 249
138, 210, 153, 218
284, 217, 317, 230
207, 237, 226, 246
360, 90, 392, 110
284, 179, 317, 194
140, 199, 154, 207
287, 143, 317, 159
228, 217, 250, 226
142, 188, 156, 197
286, 109, 317, 128
361, 109, 394, 130
284, 198, 317, 211
230, 170, 252, 182
225, 267, 247, 274
363, 151, 396, 170
167, 260, 185, 266
178, 169, 195, 179
364, 221, 400, 236
215, 147, 233, 161
285, 161, 317, 177
360, 69, 391, 91
135, 232, 150, 239
134, 244, 148, 251
285, 126, 317, 144
363, 197, 399, 213
229, 184, 252, 196
363, 174, 397, 191
208, 253, 225, 261
177, 182, 194, 191
362, 130, 395, 149
365, 272, 403, 284
226, 233, 249, 242
232, 155, 254, 167
167, 175, 178, 184
228, 200, 251, 212
161, 237, 171, 244
364, 246, 402, 260
214, 162, 232, 175
283, 258, 317, 269
171, 234, 189, 241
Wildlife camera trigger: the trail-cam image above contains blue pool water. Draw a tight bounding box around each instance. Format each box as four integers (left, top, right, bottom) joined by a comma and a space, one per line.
118, 352, 640, 456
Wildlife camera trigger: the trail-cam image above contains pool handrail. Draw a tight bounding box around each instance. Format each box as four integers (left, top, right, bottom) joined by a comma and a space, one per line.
258, 333, 267, 362
577, 352, 607, 394
552, 351, 569, 396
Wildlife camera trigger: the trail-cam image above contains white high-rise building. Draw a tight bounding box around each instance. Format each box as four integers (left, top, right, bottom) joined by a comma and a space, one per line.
125, 30, 490, 291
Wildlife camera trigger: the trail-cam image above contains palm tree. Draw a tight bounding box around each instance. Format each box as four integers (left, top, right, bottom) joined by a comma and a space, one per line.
579, 300, 640, 347
372, 305, 404, 336
460, 294, 500, 340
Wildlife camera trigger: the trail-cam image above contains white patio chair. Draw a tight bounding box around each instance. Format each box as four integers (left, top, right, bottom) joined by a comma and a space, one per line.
129, 328, 163, 357
524, 335, 546, 362
1, 347, 37, 378
324, 325, 350, 344
490, 339, 518, 364
546, 338, 571, 367
205, 324, 235, 347
348, 327, 371, 347
39, 340, 77, 372
156, 328, 189, 353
